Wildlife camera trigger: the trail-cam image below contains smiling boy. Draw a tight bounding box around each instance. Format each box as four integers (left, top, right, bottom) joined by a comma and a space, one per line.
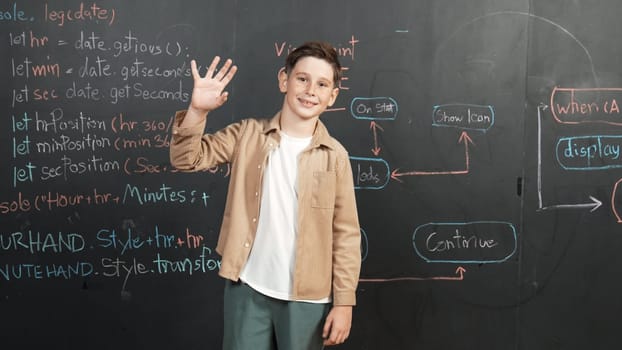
170, 41, 361, 349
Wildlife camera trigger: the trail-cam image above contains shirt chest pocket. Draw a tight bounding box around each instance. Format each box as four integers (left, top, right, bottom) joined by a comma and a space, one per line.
312, 171, 336, 209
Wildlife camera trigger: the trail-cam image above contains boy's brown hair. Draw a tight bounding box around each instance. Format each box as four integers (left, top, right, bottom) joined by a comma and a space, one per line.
284, 41, 342, 86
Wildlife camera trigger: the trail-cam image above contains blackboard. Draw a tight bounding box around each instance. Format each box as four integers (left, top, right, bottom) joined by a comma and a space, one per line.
2, 1, 622, 349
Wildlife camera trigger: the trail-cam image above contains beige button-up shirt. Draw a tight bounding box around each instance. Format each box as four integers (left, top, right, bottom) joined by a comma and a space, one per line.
170, 110, 361, 305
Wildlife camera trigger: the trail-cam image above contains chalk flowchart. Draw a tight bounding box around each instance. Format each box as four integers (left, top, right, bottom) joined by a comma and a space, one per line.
348, 95, 517, 283
352, 85, 622, 282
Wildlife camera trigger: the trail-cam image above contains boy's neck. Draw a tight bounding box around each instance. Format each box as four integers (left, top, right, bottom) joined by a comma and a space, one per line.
279, 111, 318, 138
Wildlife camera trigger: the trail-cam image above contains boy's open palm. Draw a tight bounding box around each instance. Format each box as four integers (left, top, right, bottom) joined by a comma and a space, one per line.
190, 57, 238, 114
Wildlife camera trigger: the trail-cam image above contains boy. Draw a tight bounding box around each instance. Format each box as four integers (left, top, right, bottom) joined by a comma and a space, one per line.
170, 41, 361, 349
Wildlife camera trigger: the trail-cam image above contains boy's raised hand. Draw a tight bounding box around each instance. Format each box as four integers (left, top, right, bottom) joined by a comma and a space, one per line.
189, 56, 238, 116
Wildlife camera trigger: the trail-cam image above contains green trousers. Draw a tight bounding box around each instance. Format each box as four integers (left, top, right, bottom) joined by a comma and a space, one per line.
223, 280, 331, 350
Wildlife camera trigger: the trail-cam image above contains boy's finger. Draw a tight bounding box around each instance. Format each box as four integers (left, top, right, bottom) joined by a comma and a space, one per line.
206, 56, 221, 77
322, 318, 331, 339
190, 60, 199, 80
222, 65, 238, 84
215, 59, 232, 79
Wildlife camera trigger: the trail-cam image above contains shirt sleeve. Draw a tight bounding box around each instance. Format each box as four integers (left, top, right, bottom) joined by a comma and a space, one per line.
169, 110, 245, 171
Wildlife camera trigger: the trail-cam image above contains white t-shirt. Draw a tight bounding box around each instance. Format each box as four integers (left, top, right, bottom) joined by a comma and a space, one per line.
239, 132, 329, 303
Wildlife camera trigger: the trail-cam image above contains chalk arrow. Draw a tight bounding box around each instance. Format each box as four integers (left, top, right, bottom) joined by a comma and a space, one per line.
325, 107, 346, 113
536, 103, 603, 212
370, 121, 384, 156
539, 195, 602, 212
359, 266, 466, 282
391, 131, 474, 181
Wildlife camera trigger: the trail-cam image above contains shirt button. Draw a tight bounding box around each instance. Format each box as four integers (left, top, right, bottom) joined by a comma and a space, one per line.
244, 242, 250, 248
257, 165, 261, 169
252, 218, 257, 222
255, 192, 258, 197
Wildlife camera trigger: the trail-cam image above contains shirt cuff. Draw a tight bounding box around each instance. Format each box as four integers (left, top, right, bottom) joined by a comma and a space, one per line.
332, 290, 357, 306
171, 110, 206, 137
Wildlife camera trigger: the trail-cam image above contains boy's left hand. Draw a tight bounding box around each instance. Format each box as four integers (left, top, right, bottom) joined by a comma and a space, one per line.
322, 305, 352, 346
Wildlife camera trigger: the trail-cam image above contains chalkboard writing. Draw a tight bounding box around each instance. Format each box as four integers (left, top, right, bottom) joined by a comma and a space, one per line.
2, 1, 622, 349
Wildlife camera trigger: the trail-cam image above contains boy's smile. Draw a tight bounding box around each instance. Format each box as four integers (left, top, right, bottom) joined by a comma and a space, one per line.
299, 96, 318, 108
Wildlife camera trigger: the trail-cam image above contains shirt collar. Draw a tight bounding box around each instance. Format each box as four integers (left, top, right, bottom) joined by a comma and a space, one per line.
264, 111, 335, 150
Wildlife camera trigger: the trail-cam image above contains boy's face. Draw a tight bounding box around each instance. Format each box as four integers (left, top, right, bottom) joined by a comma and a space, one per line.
279, 56, 339, 121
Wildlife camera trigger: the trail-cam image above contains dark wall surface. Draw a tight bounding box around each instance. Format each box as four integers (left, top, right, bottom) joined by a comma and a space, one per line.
1, 1, 621, 349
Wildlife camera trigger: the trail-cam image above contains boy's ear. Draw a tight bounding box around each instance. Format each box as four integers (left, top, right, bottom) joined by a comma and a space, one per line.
278, 67, 288, 93
328, 86, 340, 107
